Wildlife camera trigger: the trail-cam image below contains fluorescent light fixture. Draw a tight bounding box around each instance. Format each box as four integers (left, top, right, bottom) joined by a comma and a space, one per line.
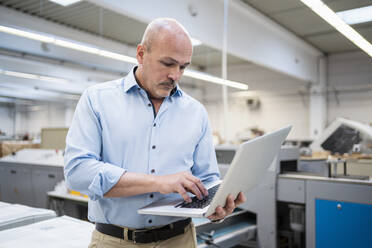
301, 0, 372, 57
0, 25, 54, 43
0, 69, 69, 83
98, 50, 138, 64
48, 0, 82, 6
0, 25, 248, 90
54, 39, 100, 54
0, 25, 138, 65
336, 5, 372, 25
190, 37, 202, 46
183, 70, 248, 90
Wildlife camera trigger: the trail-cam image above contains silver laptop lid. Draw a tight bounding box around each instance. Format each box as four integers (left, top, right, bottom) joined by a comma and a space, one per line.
205, 125, 292, 216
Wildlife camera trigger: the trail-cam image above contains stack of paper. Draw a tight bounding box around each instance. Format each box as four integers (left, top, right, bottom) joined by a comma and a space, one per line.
0, 216, 94, 248
0, 203, 56, 231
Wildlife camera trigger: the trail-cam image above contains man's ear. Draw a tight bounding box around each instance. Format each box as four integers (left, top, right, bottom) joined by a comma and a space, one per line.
136, 44, 145, 64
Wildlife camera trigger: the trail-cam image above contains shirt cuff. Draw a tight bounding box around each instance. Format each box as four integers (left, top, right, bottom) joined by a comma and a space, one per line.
88, 163, 126, 200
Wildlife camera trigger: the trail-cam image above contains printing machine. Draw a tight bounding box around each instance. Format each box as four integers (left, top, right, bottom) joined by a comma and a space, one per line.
214, 144, 301, 248
310, 118, 372, 155
216, 140, 371, 248
275, 119, 372, 248
307, 118, 372, 180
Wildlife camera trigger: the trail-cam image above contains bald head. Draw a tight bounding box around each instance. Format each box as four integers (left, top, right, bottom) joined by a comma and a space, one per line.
141, 18, 192, 53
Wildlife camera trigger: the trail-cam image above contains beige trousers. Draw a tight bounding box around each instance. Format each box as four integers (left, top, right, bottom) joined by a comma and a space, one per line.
88, 223, 197, 248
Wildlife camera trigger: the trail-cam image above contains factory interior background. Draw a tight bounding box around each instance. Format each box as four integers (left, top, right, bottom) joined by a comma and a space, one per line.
0, 0, 371, 248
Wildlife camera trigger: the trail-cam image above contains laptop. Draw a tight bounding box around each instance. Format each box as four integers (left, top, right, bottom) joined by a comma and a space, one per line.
138, 125, 292, 218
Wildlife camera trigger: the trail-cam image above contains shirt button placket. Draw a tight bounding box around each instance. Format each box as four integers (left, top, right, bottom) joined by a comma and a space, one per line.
149, 112, 157, 180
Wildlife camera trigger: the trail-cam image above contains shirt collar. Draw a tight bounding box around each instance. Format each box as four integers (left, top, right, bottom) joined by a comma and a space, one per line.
123, 66, 183, 97
123, 66, 140, 93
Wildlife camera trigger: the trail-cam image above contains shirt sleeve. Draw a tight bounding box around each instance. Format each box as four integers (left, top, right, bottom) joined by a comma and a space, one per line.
191, 106, 220, 184
64, 88, 126, 200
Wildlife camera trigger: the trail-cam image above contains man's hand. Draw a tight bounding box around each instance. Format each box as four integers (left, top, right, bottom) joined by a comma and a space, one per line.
207, 192, 246, 221
156, 171, 208, 202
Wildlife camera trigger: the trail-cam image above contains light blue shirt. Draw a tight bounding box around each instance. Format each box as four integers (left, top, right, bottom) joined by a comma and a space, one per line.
64, 67, 219, 228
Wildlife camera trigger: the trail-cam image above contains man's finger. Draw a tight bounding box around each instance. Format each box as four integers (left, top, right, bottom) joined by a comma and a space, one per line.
225, 194, 235, 213
183, 180, 203, 200
207, 206, 223, 220
234, 192, 246, 206
214, 206, 226, 219
187, 174, 208, 197
176, 185, 191, 202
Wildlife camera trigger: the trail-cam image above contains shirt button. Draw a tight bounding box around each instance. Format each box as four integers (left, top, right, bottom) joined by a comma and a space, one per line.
148, 219, 152, 224
150, 194, 154, 198
152, 145, 156, 149
153, 123, 156, 127
151, 169, 155, 173
148, 103, 151, 107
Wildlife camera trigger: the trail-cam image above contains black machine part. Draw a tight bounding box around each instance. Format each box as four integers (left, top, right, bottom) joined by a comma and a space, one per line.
321, 125, 360, 154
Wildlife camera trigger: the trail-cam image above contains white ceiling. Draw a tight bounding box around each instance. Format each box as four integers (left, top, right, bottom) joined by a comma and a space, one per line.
242, 0, 372, 54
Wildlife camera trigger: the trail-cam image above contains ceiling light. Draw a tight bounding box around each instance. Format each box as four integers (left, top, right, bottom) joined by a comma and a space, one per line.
0, 69, 69, 83
98, 50, 138, 64
54, 39, 100, 54
0, 25, 54, 43
183, 70, 248, 90
301, 0, 372, 57
0, 25, 248, 90
48, 0, 82, 7
336, 5, 372, 25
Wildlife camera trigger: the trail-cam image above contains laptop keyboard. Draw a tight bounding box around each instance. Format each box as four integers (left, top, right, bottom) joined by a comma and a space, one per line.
175, 184, 220, 209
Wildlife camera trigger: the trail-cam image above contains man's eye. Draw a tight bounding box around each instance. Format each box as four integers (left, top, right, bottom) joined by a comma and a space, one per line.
162, 62, 173, 67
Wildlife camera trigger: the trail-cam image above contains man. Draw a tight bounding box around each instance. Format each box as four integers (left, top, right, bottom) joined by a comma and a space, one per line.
64, 18, 245, 248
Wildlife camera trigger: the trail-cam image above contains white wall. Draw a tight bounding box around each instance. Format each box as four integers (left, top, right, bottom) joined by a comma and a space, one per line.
24, 104, 66, 136
327, 52, 372, 126
205, 93, 310, 143
0, 104, 15, 136
203, 62, 310, 143
10, 102, 77, 138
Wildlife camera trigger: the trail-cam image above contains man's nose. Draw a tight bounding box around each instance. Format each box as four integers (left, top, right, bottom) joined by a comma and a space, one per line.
168, 67, 182, 82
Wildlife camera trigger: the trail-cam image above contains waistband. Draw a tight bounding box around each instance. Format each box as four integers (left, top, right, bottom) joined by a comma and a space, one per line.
95, 218, 191, 244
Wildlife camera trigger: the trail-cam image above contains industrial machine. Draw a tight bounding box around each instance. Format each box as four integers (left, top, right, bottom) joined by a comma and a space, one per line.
277, 146, 372, 248
311, 118, 372, 155
215, 145, 300, 248
216, 142, 372, 248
